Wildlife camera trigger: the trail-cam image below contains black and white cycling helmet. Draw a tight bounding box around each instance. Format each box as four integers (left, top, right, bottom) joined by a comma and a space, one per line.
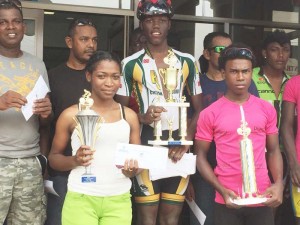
137, 0, 174, 20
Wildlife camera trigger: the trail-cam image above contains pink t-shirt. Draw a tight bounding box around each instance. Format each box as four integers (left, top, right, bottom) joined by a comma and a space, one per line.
283, 75, 300, 163
195, 95, 278, 204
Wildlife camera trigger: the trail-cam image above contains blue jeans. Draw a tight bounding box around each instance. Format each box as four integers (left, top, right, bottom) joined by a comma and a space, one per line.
45, 175, 68, 225
190, 172, 215, 225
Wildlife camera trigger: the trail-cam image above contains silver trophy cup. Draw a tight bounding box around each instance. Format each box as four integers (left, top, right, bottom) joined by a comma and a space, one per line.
75, 110, 101, 175
74, 90, 103, 179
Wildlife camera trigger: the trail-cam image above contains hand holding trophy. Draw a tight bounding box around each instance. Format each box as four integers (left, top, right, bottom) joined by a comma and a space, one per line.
74, 89, 104, 183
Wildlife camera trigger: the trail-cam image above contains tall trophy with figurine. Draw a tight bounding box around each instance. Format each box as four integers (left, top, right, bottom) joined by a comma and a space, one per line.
148, 50, 192, 146
231, 106, 268, 205
74, 90, 104, 183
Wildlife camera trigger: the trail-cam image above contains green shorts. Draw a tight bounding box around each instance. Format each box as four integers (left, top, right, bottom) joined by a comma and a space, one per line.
62, 191, 132, 225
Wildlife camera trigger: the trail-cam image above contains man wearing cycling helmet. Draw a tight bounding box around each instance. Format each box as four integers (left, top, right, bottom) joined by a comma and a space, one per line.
116, 0, 202, 224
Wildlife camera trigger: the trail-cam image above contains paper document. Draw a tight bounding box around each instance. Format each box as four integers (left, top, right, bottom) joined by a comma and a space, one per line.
149, 153, 196, 180
230, 197, 268, 205
21, 76, 50, 121
44, 180, 60, 197
115, 143, 169, 170
186, 199, 206, 225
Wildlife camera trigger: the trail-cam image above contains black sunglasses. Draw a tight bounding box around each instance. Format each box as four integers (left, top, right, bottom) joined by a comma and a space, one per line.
68, 18, 96, 37
0, 0, 22, 10
223, 47, 254, 59
72, 18, 95, 28
208, 46, 226, 53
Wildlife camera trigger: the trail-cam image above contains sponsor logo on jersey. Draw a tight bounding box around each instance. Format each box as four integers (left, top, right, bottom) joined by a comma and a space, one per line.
257, 81, 266, 84
257, 77, 266, 84
258, 90, 275, 94
150, 70, 161, 90
150, 90, 162, 95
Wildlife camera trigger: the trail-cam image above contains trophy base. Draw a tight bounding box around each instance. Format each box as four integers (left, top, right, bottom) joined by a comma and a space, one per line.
81, 175, 97, 183
148, 140, 193, 146
230, 196, 268, 206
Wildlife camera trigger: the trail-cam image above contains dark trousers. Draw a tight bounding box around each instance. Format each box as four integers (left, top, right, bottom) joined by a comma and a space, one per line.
189, 173, 215, 225
44, 175, 68, 225
214, 203, 274, 225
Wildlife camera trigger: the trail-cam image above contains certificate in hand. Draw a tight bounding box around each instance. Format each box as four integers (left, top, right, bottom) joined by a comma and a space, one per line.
149, 153, 196, 180
115, 143, 169, 170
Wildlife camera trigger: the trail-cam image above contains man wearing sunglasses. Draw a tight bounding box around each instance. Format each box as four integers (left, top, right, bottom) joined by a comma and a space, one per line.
195, 44, 283, 225
199, 32, 258, 108
46, 18, 98, 225
187, 32, 258, 225
0, 0, 52, 224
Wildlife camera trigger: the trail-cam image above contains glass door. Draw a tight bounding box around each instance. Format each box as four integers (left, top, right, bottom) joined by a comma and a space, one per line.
22, 8, 44, 59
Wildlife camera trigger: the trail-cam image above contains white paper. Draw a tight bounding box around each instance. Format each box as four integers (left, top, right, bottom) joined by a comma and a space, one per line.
186, 199, 206, 225
44, 180, 60, 197
149, 153, 196, 180
115, 143, 169, 170
230, 197, 268, 206
21, 76, 50, 121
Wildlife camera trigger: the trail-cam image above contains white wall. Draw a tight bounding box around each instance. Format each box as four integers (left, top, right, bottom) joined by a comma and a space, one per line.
50, 0, 131, 9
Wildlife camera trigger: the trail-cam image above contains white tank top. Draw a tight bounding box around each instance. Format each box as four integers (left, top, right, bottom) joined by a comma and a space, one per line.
68, 104, 131, 196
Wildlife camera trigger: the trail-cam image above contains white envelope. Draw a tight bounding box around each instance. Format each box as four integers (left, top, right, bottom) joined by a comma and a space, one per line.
21, 75, 50, 121
44, 180, 60, 197
149, 153, 196, 180
115, 143, 169, 170
186, 199, 206, 225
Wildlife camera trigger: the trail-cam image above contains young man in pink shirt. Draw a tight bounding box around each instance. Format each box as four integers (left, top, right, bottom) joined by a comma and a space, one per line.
281, 76, 300, 225
195, 44, 283, 225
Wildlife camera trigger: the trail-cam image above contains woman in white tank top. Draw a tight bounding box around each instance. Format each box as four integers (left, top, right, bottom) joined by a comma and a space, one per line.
48, 51, 141, 225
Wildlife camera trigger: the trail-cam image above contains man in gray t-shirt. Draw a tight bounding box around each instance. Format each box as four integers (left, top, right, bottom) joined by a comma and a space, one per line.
0, 1, 52, 225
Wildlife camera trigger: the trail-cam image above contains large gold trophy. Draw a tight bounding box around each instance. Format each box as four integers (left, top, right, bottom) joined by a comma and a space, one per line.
148, 50, 192, 146
232, 106, 267, 205
74, 90, 103, 183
